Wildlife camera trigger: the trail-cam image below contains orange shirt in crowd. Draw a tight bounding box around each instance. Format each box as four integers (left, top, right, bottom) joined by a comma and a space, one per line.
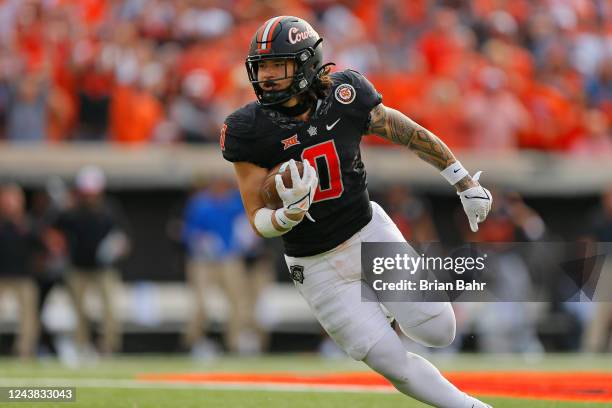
47, 85, 76, 142
418, 79, 470, 150
519, 81, 582, 150
110, 85, 163, 143
418, 31, 461, 77
363, 73, 431, 147
365, 73, 470, 149
55, 0, 107, 27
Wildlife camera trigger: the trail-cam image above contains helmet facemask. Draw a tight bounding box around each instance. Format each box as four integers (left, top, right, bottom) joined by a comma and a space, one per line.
246, 38, 323, 106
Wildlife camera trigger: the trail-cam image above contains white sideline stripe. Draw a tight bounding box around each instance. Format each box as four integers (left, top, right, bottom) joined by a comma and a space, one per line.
0, 378, 396, 394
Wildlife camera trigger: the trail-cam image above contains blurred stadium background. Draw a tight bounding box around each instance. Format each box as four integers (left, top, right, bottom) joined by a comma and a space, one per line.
0, 0, 610, 407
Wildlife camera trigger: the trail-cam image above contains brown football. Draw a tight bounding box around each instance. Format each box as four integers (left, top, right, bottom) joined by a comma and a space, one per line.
260, 161, 304, 209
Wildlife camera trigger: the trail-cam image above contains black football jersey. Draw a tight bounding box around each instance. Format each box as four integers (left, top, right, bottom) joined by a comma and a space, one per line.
221, 70, 382, 257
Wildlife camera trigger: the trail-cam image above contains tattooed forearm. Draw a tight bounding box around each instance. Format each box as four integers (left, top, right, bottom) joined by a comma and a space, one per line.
367, 104, 477, 190
367, 103, 418, 146
368, 104, 456, 169
408, 126, 455, 170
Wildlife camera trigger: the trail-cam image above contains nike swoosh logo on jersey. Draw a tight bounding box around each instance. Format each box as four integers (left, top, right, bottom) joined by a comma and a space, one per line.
453, 168, 460, 173
326, 118, 341, 131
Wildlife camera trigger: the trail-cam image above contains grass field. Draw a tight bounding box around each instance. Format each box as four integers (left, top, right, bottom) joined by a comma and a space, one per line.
1, 353, 611, 407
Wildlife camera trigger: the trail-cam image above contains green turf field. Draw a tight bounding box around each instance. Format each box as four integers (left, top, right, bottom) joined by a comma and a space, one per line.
1, 354, 611, 407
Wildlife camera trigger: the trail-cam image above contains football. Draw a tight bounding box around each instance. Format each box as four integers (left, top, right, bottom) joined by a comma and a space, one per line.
260, 161, 304, 209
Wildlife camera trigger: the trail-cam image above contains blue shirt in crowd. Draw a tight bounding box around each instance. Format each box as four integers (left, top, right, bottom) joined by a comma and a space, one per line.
182, 189, 246, 260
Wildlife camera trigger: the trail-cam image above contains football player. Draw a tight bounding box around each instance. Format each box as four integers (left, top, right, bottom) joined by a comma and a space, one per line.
221, 16, 492, 408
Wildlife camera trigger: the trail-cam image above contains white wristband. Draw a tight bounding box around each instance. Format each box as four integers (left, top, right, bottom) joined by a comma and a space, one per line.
274, 209, 301, 230
254, 208, 300, 238
440, 161, 469, 185
254, 208, 284, 238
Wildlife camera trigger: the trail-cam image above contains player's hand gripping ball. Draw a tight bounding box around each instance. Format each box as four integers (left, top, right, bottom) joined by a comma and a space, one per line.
260, 160, 305, 209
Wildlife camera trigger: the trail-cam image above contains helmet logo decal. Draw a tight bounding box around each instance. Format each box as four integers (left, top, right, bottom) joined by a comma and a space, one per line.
288, 27, 317, 44
334, 84, 356, 105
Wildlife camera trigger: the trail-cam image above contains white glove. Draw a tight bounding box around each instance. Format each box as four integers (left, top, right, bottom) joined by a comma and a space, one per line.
275, 159, 318, 219
458, 171, 492, 232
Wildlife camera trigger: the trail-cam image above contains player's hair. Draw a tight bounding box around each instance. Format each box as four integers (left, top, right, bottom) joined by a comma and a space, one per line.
306, 65, 333, 100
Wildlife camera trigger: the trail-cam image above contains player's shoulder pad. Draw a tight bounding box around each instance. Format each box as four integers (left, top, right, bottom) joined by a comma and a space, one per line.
221, 102, 264, 164
223, 102, 258, 139
330, 69, 382, 111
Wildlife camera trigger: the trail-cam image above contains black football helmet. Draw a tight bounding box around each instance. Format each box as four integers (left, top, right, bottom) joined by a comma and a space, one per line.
246, 16, 324, 106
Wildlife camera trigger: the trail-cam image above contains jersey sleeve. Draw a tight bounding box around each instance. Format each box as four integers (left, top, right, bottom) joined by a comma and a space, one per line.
345, 69, 382, 112
220, 109, 262, 166
335, 70, 383, 133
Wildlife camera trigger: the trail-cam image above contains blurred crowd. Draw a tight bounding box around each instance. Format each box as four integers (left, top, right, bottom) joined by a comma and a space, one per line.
1, 169, 611, 360
0, 0, 609, 152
